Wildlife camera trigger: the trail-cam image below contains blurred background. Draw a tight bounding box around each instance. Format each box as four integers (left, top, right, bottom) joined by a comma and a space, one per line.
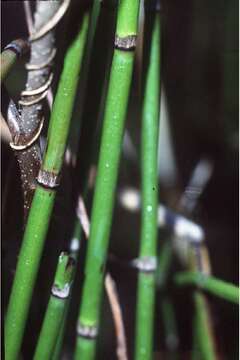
2, 0, 238, 359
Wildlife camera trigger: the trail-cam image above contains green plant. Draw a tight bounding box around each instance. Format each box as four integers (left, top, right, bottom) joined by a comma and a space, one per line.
2, 1, 238, 359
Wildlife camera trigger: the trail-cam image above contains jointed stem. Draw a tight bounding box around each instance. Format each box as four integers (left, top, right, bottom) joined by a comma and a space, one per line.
5, 14, 89, 360
75, 0, 140, 358
33, 253, 75, 360
1, 39, 29, 81
135, 4, 161, 360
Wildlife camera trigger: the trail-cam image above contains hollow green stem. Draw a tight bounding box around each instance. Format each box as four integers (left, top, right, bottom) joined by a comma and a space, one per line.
5, 14, 89, 360
135, 7, 161, 360
33, 253, 74, 360
175, 271, 239, 304
192, 291, 216, 360
75, 0, 140, 358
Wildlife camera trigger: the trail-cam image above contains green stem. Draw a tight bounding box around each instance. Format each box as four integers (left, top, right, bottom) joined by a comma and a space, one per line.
33, 253, 74, 360
135, 6, 161, 360
192, 291, 216, 360
175, 271, 239, 304
52, 222, 82, 360
1, 39, 29, 81
5, 14, 89, 360
75, 1, 140, 358
161, 296, 179, 359
156, 240, 173, 288
52, 2, 102, 356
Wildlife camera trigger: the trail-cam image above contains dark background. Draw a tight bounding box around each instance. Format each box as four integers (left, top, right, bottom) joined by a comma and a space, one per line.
2, 0, 238, 359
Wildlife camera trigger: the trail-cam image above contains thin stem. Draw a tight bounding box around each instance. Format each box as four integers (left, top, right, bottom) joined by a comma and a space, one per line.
1, 39, 29, 81
76, 196, 128, 360
5, 14, 89, 360
33, 253, 75, 360
135, 4, 161, 360
192, 291, 216, 360
156, 240, 173, 288
75, 0, 140, 358
23, 1, 34, 34
175, 271, 239, 304
160, 296, 179, 359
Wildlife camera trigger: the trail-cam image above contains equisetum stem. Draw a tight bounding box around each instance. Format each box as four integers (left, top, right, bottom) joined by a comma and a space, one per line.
175, 271, 239, 304
135, 4, 161, 360
5, 14, 89, 360
33, 253, 75, 360
75, 1, 140, 358
192, 291, 216, 360
1, 39, 29, 81
75, 196, 128, 360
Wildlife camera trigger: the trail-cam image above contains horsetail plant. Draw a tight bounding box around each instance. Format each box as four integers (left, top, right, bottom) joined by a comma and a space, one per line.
33, 253, 75, 360
5, 12, 89, 360
75, 0, 140, 358
3, 1, 238, 359
135, 2, 161, 359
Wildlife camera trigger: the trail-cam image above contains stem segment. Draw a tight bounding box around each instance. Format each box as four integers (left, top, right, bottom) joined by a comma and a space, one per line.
1, 39, 29, 81
75, 1, 140, 358
135, 5, 161, 360
33, 253, 75, 360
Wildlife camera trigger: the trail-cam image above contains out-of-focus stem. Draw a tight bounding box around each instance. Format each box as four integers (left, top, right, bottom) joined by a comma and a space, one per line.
175, 271, 239, 304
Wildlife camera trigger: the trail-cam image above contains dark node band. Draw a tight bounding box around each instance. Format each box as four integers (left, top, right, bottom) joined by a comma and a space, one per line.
4, 39, 29, 57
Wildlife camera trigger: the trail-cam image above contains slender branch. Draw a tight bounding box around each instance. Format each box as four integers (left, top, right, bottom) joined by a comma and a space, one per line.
23, 1, 34, 34
175, 271, 239, 305
5, 15, 89, 360
105, 274, 128, 360
1, 39, 29, 81
192, 291, 217, 360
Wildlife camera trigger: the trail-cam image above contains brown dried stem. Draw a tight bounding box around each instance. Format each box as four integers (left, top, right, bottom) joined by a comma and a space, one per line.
7, 1, 69, 216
